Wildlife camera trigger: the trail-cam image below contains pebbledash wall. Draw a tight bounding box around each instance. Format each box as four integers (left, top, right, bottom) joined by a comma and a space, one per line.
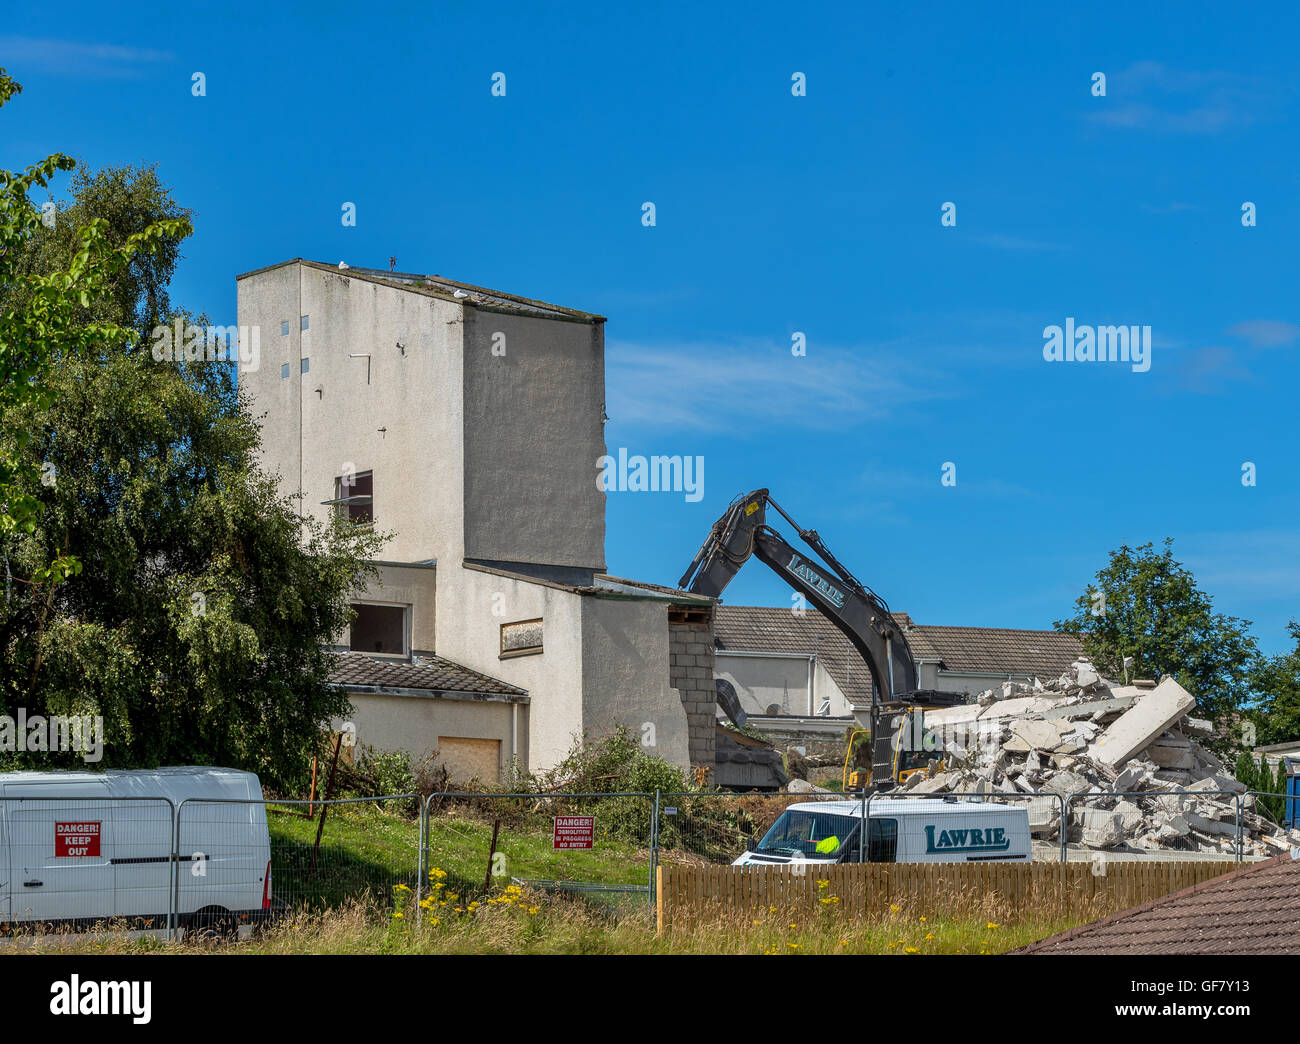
237, 260, 716, 780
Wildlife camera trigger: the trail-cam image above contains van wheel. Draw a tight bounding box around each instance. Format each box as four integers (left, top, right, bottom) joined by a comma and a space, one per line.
188, 907, 237, 942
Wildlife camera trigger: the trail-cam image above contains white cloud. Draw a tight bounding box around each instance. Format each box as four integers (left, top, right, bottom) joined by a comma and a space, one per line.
1086, 61, 1279, 135
605, 338, 946, 433
0, 36, 175, 78
1228, 319, 1299, 349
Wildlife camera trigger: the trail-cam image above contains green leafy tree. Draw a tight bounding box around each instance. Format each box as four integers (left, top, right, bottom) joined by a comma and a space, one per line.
0, 70, 183, 590
1055, 539, 1260, 724
0, 73, 381, 788
1248, 621, 1300, 747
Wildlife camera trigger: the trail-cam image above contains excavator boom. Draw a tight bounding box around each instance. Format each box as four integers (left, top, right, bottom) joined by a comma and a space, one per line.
680, 489, 963, 788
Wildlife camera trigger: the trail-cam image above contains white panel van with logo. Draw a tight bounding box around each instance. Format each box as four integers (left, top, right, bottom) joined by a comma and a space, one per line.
732, 798, 1032, 866
0, 767, 272, 936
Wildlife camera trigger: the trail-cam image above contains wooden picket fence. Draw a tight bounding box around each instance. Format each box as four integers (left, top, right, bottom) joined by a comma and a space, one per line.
655, 860, 1236, 931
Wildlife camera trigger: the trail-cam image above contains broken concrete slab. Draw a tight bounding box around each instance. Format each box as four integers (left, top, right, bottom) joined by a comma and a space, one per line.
1010, 718, 1067, 751
1147, 735, 1195, 770
1043, 771, 1092, 797
976, 696, 1059, 721
1112, 765, 1147, 793
1091, 676, 1196, 768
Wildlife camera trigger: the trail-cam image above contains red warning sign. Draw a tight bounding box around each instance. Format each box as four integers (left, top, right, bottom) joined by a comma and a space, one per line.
553, 815, 595, 850
55, 821, 101, 858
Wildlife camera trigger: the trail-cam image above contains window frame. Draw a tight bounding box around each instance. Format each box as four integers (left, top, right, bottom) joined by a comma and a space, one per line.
348, 601, 410, 659
500, 618, 543, 659
332, 470, 374, 526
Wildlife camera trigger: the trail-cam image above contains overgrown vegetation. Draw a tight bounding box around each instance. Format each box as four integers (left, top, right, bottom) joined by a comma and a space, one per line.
0, 70, 382, 790
3, 885, 1089, 956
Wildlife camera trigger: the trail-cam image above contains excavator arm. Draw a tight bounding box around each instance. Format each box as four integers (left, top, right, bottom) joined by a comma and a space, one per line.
681, 489, 963, 789
678, 489, 917, 702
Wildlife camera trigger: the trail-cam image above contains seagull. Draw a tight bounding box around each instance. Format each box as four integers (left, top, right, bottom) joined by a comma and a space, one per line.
338, 261, 349, 270
453, 289, 469, 299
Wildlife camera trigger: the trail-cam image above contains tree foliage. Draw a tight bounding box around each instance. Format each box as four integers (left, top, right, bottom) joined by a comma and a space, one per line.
1055, 539, 1260, 723
1247, 621, 1300, 747
0, 70, 380, 788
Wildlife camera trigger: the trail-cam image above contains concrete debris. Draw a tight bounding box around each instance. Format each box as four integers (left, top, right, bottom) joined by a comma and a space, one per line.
906, 658, 1300, 856
1092, 676, 1197, 768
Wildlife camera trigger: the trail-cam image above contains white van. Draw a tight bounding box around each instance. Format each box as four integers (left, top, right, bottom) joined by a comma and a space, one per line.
733, 798, 1032, 866
0, 766, 272, 935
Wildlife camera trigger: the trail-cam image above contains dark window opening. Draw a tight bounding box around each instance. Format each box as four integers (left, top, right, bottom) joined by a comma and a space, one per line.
350, 603, 406, 656
334, 471, 373, 525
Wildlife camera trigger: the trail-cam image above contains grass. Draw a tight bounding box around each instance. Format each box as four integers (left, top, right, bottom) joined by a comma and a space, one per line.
3, 886, 1086, 955
265, 799, 652, 913
2, 801, 1099, 954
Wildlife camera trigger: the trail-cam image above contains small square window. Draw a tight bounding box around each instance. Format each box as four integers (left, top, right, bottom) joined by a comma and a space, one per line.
281, 321, 289, 336
501, 618, 543, 658
334, 470, 373, 525
300, 315, 309, 331
349, 603, 407, 656
301, 358, 310, 373
280, 363, 289, 379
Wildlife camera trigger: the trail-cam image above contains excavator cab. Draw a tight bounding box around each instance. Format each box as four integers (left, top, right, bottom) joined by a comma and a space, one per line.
843, 694, 966, 792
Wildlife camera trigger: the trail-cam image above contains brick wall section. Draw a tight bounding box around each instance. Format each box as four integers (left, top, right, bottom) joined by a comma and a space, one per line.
669, 612, 717, 773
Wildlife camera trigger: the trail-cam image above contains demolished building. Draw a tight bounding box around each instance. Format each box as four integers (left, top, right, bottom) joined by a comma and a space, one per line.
911, 660, 1300, 858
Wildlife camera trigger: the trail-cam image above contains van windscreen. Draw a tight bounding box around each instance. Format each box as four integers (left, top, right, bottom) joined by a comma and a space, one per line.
755, 810, 860, 859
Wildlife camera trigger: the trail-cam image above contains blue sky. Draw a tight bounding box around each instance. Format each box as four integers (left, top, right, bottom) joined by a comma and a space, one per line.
2, 2, 1297, 652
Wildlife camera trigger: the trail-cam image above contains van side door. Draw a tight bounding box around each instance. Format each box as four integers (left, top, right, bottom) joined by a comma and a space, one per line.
4, 781, 113, 925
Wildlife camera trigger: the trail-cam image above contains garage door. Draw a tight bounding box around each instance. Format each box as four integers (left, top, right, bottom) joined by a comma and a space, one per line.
438, 737, 501, 784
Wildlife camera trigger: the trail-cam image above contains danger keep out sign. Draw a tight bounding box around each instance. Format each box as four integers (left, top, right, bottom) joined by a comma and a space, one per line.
55, 822, 101, 858
553, 815, 595, 850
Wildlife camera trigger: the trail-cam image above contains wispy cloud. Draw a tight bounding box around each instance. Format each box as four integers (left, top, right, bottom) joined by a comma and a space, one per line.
1141, 201, 1200, 215
1167, 344, 1257, 393
0, 36, 175, 79
605, 338, 947, 433
972, 233, 1068, 252
1086, 61, 1279, 135
1227, 319, 1299, 349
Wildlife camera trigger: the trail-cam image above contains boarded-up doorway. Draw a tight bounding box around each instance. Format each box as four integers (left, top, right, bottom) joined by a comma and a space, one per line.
438, 736, 502, 784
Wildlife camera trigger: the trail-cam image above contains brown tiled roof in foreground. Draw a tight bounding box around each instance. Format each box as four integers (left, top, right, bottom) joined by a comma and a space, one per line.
1016, 852, 1300, 955
329, 651, 526, 698
714, 605, 1083, 707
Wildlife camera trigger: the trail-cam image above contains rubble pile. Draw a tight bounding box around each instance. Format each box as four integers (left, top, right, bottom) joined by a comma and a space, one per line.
908, 660, 1300, 857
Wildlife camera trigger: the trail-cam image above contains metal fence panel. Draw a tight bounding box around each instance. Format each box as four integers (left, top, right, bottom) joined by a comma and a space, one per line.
422, 791, 655, 922
0, 795, 176, 936
176, 795, 420, 934
653, 790, 856, 869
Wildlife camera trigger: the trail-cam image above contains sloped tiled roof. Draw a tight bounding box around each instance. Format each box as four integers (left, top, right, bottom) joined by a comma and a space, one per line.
903, 624, 1082, 681
1017, 853, 1300, 954
329, 651, 526, 698
714, 605, 1082, 707
714, 605, 876, 707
